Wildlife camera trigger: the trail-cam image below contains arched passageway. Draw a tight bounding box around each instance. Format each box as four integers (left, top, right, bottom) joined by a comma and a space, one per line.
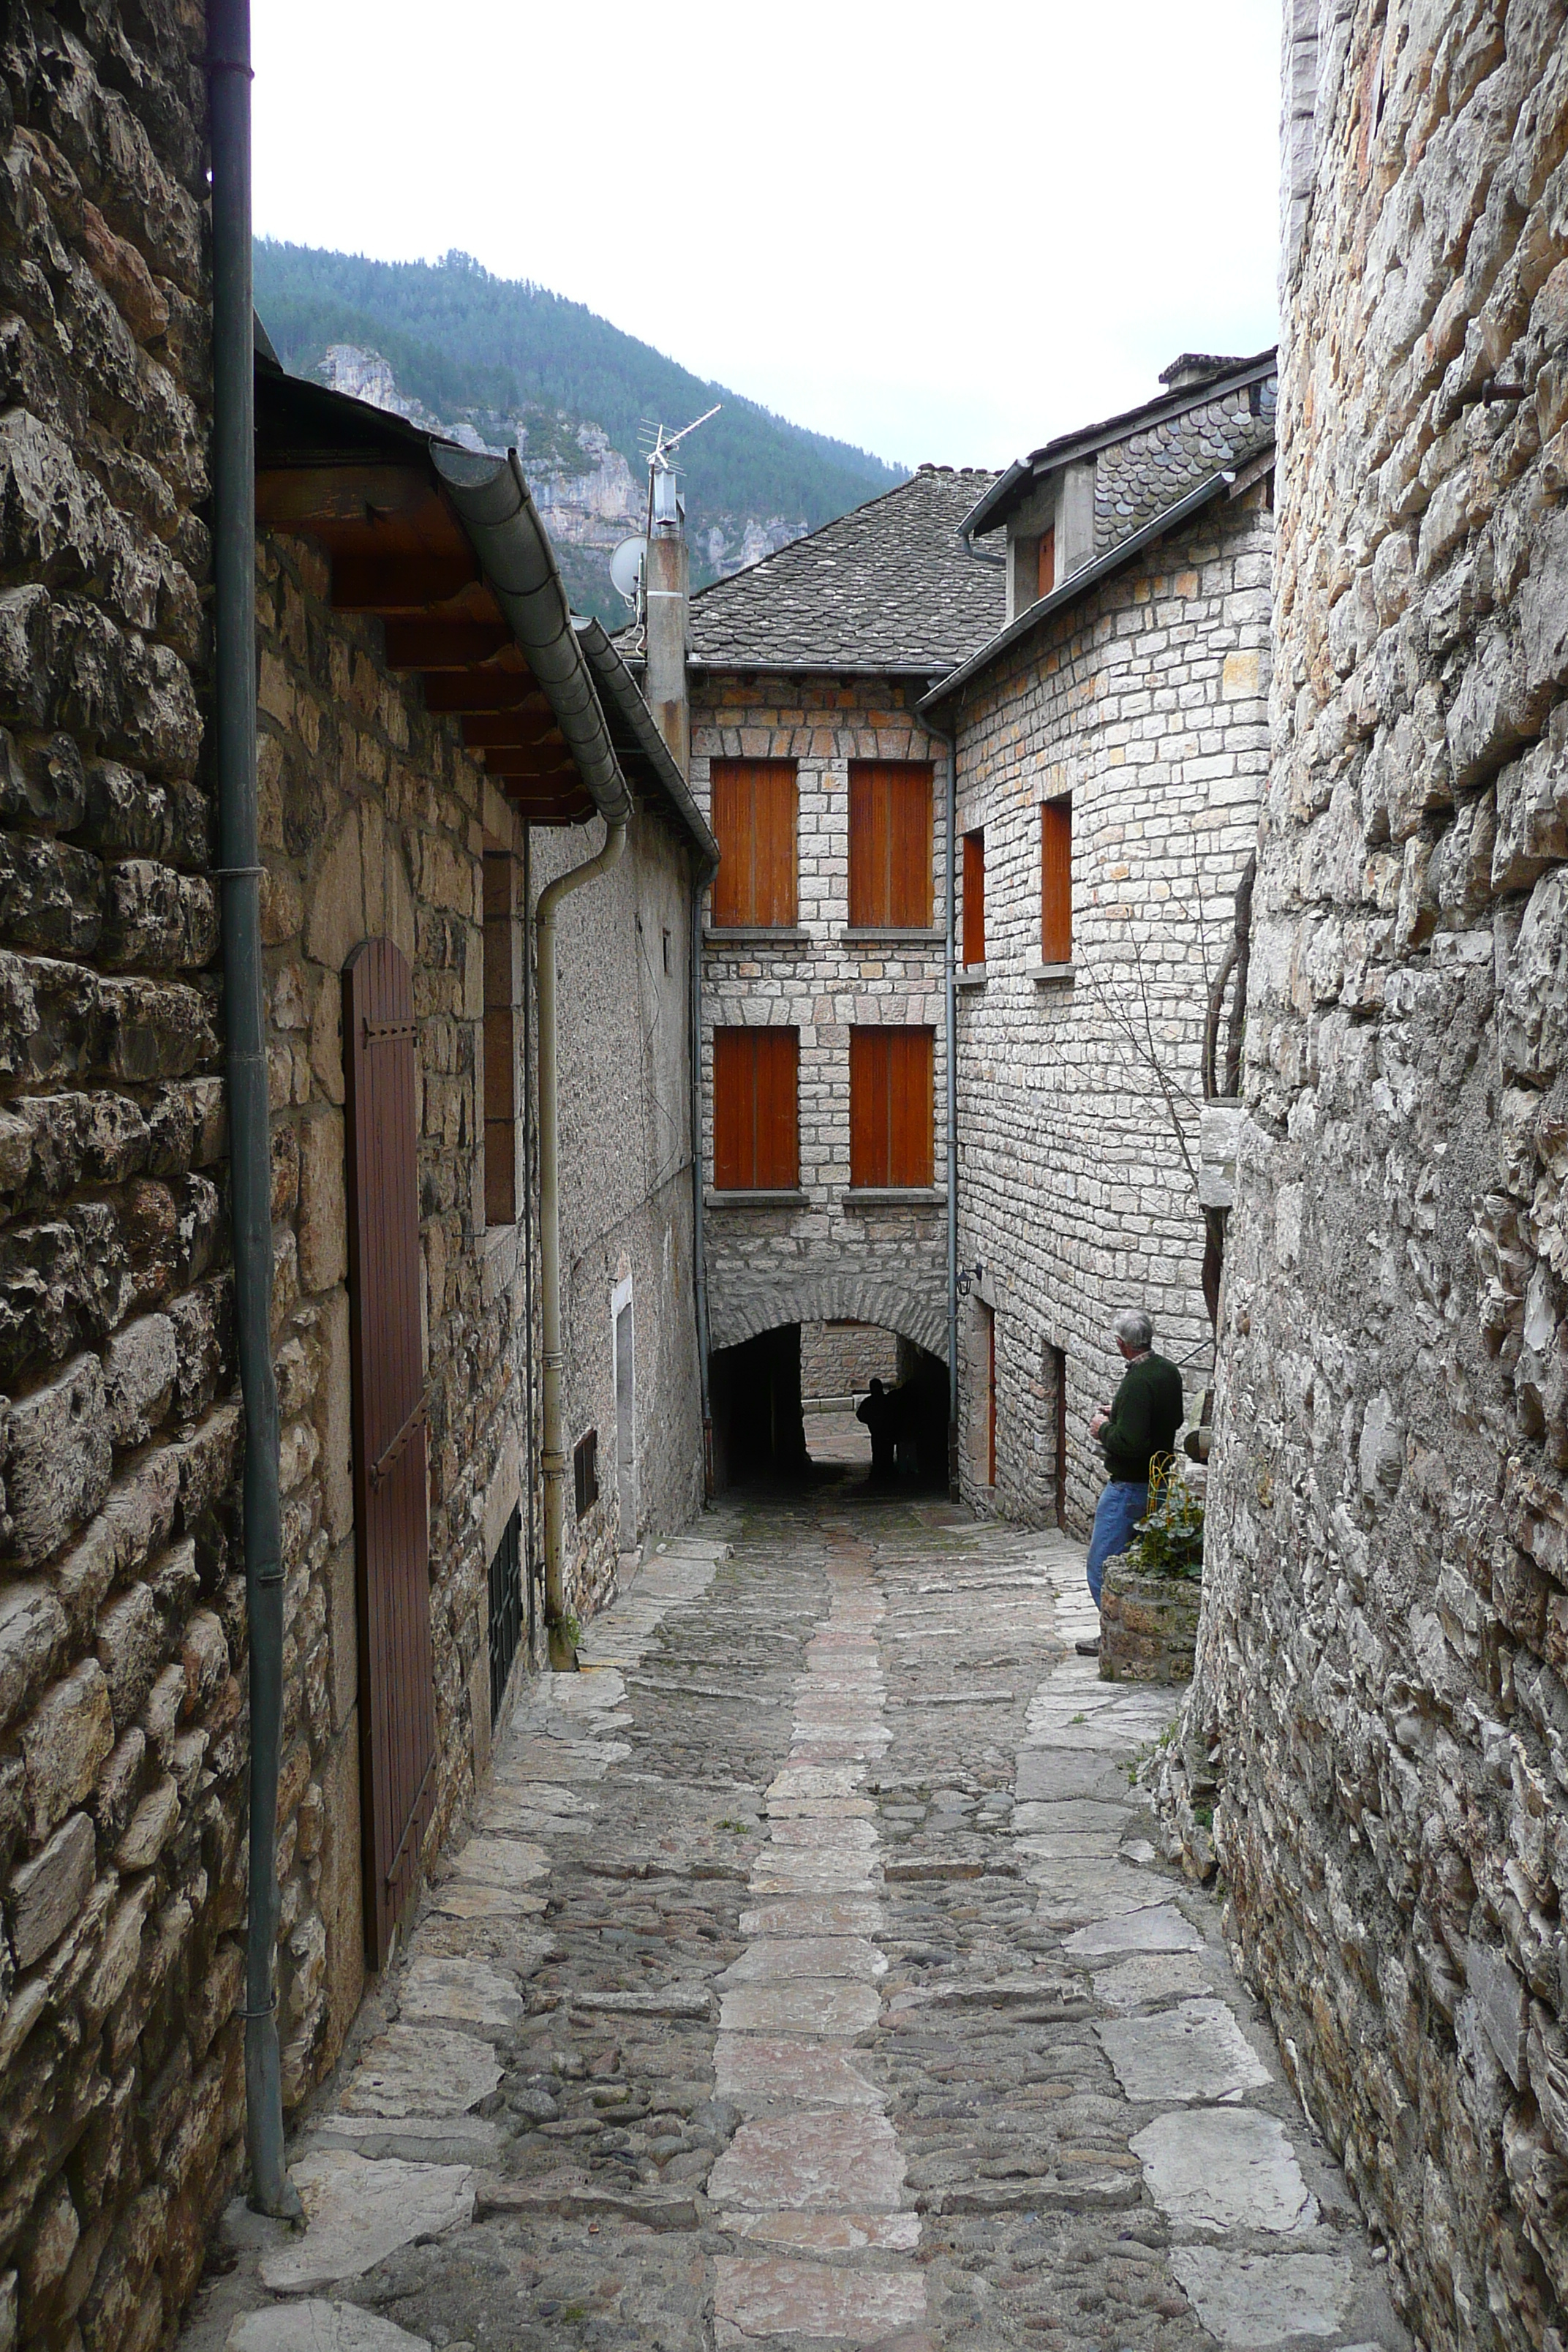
709, 1314, 949, 1493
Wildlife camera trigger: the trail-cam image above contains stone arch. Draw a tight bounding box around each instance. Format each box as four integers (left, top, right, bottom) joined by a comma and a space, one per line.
708, 1274, 947, 1362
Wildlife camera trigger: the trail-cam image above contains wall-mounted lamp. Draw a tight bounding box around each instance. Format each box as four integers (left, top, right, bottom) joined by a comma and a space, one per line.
955, 1260, 984, 1300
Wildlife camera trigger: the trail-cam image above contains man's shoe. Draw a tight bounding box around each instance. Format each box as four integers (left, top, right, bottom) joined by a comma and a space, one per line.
1075, 1636, 1100, 1657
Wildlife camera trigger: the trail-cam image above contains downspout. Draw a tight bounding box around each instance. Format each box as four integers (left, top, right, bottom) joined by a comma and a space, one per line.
538, 819, 628, 1668
207, 0, 300, 2221
924, 700, 961, 1501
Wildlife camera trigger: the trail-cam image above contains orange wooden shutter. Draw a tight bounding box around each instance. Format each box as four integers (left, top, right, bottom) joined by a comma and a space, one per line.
1038, 526, 1056, 600
962, 831, 985, 967
713, 1028, 798, 1188
1041, 799, 1072, 962
850, 1028, 932, 1188
710, 761, 797, 927
849, 764, 932, 927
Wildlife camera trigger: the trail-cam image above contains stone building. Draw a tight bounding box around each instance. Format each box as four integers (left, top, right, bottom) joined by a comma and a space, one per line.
1177, 5, 1568, 2349
923, 356, 1275, 1524
685, 469, 1003, 1474
0, 15, 711, 2342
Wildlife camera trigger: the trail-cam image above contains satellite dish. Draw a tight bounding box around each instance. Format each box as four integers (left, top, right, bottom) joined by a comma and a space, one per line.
610, 537, 646, 603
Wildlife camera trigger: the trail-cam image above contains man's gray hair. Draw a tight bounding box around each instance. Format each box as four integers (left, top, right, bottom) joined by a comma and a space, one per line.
1112, 1308, 1153, 1351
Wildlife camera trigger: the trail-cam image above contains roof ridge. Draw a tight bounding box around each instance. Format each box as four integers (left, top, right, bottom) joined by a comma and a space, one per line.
689, 464, 997, 611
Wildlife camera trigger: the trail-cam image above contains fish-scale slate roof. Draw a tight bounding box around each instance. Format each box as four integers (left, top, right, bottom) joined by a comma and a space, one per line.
685, 465, 1004, 676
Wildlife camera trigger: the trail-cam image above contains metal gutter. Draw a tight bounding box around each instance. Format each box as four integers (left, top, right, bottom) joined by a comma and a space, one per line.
431, 448, 634, 827
924, 466, 1250, 716
208, 0, 300, 2223
572, 617, 718, 867
959, 350, 1276, 541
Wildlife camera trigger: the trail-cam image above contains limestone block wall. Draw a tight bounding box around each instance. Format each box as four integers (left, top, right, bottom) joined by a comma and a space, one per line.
799, 1319, 898, 1401
947, 489, 1271, 1526
690, 676, 950, 1369
0, 11, 245, 2347
1188, 4, 1568, 2346
529, 811, 705, 1617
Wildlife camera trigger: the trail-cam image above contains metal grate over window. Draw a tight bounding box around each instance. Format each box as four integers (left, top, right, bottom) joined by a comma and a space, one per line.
488, 1504, 523, 1725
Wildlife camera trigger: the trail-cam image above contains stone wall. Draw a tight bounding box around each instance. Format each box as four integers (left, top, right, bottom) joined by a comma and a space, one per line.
1188, 4, 1568, 2347
690, 674, 950, 1373
799, 1319, 898, 1402
946, 486, 1272, 1526
0, 10, 241, 2347
529, 810, 705, 1617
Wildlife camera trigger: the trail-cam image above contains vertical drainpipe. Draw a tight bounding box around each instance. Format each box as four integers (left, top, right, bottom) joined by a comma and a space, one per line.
924, 699, 960, 1500
207, 0, 300, 2220
644, 468, 713, 1494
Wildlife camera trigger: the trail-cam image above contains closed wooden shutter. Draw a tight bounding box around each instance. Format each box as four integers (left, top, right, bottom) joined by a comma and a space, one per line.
1038, 526, 1056, 601
962, 831, 985, 968
1041, 799, 1072, 962
713, 1027, 799, 1188
850, 1027, 934, 1188
344, 939, 436, 1970
710, 761, 798, 927
848, 763, 933, 927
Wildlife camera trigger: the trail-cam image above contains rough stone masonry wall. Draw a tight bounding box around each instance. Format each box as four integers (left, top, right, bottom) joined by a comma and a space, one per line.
799, 1319, 899, 1401
0, 10, 244, 2350
950, 487, 1270, 1527
691, 674, 949, 1368
529, 808, 704, 1618
255, 527, 540, 2114
1187, 5, 1568, 2347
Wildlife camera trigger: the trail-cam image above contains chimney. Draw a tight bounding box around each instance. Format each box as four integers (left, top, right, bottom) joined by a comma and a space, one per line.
1159, 353, 1246, 393
645, 458, 690, 778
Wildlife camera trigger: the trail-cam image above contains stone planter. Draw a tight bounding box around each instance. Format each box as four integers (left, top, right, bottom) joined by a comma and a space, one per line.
1100, 1565, 1202, 1683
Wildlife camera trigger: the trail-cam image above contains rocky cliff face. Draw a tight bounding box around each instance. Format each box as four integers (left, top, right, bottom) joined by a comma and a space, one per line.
316, 344, 808, 609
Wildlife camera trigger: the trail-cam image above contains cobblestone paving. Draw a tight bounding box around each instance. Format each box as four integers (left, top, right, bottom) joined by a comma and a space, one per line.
181, 1490, 1410, 2352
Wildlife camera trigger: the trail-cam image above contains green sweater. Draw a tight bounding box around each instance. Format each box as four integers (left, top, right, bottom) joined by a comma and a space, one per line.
1099, 1352, 1184, 1481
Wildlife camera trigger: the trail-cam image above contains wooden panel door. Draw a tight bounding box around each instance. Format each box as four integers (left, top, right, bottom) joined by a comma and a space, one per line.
344, 939, 436, 1970
710, 761, 798, 927
1041, 799, 1072, 962
849, 764, 932, 927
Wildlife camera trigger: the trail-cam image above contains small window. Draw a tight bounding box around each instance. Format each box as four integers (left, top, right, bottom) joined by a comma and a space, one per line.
962, 830, 985, 968
848, 762, 933, 927
573, 1431, 599, 1519
662, 926, 671, 975
713, 1027, 799, 1190
1037, 525, 1056, 601
482, 850, 517, 1224
849, 1027, 934, 1189
488, 1504, 523, 1718
1041, 799, 1071, 963
710, 759, 798, 927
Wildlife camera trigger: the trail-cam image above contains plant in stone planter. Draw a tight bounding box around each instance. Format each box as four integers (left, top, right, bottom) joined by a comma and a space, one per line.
1126, 1452, 1205, 1580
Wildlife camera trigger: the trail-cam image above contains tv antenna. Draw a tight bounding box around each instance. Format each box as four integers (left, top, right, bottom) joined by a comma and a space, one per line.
644, 403, 720, 540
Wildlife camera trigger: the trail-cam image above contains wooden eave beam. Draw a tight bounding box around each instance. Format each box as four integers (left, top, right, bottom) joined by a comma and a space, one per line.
257, 464, 434, 529
332, 551, 480, 611
419, 669, 543, 715
382, 618, 512, 670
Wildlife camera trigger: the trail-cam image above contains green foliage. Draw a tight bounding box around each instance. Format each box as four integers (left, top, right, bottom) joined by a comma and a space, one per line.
1126, 1453, 1205, 1581
252, 241, 905, 537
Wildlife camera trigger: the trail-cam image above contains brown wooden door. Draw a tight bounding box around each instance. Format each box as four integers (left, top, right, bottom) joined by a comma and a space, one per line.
710, 761, 798, 927
344, 938, 436, 1970
848, 763, 933, 927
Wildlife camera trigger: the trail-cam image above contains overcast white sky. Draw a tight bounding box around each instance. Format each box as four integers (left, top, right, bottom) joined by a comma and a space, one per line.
252, 1, 1281, 473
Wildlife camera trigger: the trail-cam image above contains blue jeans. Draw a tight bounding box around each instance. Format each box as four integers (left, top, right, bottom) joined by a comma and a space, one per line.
1086, 1479, 1148, 1608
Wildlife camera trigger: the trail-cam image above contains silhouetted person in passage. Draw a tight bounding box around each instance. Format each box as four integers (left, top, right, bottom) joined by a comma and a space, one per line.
856, 1378, 900, 1483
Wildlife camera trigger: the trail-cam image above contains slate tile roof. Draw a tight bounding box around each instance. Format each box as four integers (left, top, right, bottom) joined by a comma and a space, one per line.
685, 465, 1005, 676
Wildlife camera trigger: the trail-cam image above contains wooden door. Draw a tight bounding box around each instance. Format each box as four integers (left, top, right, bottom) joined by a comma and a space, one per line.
848, 764, 933, 927
344, 939, 436, 1970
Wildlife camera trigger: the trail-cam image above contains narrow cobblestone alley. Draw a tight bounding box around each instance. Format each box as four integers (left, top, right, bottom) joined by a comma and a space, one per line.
182, 1491, 1410, 2352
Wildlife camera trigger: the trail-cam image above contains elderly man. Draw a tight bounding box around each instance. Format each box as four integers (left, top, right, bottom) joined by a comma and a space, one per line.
1077, 1308, 1183, 1657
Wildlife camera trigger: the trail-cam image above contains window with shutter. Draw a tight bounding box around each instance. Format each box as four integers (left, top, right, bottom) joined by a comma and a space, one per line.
710, 761, 798, 927
482, 850, 517, 1224
1038, 525, 1056, 600
1041, 798, 1072, 963
849, 1027, 935, 1189
962, 830, 985, 969
713, 1027, 799, 1189
848, 762, 934, 927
